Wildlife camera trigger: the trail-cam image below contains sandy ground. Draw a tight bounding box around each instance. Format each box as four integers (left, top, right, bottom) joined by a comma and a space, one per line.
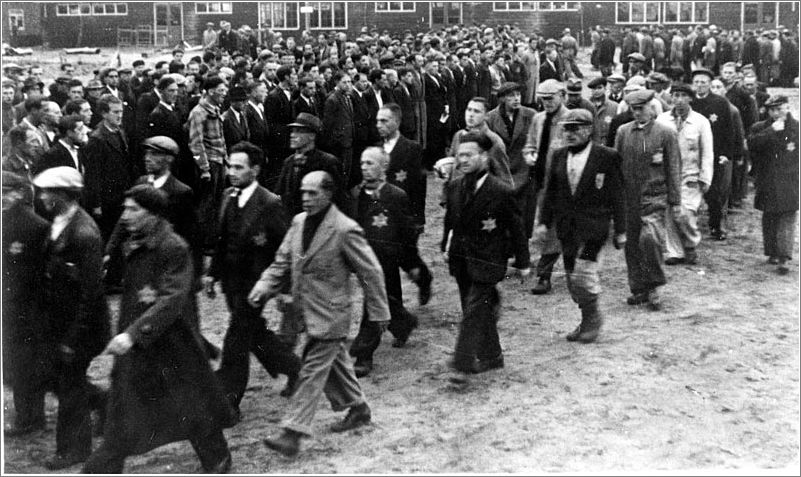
2, 47, 799, 474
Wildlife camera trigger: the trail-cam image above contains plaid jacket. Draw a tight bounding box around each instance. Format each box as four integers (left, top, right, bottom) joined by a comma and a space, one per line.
187, 96, 226, 171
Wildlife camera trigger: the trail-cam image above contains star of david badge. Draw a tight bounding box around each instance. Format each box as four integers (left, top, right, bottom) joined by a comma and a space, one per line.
604, 115, 612, 124
709, 113, 718, 123
8, 241, 23, 255
788, 142, 796, 152
372, 212, 388, 228
138, 285, 157, 305
395, 170, 407, 183
253, 232, 267, 246
481, 217, 497, 232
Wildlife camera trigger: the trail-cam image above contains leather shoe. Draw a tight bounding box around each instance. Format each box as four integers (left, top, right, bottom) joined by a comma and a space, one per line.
646, 289, 662, 311
354, 360, 373, 378
418, 274, 432, 306
665, 257, 684, 265
280, 372, 298, 398
330, 403, 371, 432
474, 356, 504, 373
204, 451, 232, 473
565, 325, 582, 342
626, 293, 648, 305
768, 256, 780, 265
530, 278, 552, 295
264, 430, 302, 457
710, 229, 727, 241
392, 337, 408, 348
45, 453, 89, 471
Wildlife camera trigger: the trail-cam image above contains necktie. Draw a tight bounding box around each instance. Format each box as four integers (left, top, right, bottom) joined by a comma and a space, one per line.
345, 94, 353, 116
229, 188, 241, 209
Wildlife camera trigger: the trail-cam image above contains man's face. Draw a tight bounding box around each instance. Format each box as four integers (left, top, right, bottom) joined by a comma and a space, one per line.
104, 102, 124, 128
540, 94, 563, 113
301, 80, 316, 98
354, 74, 369, 92
376, 108, 398, 138
374, 73, 388, 89
360, 151, 384, 183
87, 87, 103, 99
425, 61, 439, 76
566, 91, 582, 105
401, 71, 414, 85
67, 121, 88, 147
29, 68, 43, 82
743, 77, 757, 95
693, 75, 711, 96
251, 83, 268, 103
135, 64, 146, 75
104, 71, 119, 88
671, 91, 692, 112
2, 87, 14, 104
220, 55, 232, 67
121, 198, 159, 234
187, 63, 200, 75
768, 103, 789, 121
289, 128, 314, 150
609, 81, 623, 94
68, 85, 84, 101
414, 55, 425, 68
721, 65, 737, 83
37, 189, 67, 216
631, 104, 653, 124
231, 99, 247, 112
79, 102, 92, 124
42, 103, 62, 127
63, 65, 75, 77
288, 71, 298, 88
337, 74, 353, 93
300, 176, 331, 215
590, 84, 606, 100
502, 91, 521, 111
162, 82, 179, 105
563, 124, 592, 148
265, 64, 278, 80
322, 68, 333, 81
456, 141, 487, 175
227, 152, 258, 188
208, 83, 228, 105
710, 79, 726, 96
465, 100, 487, 128
359, 56, 371, 69
144, 149, 172, 175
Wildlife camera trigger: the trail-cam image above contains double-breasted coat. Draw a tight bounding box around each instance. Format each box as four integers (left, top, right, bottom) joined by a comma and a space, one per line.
748, 113, 800, 213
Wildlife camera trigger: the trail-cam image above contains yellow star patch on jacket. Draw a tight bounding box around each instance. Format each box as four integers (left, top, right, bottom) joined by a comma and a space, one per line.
253, 232, 267, 246
372, 212, 388, 228
394, 170, 407, 183
481, 218, 497, 232
709, 113, 718, 123
138, 285, 157, 305
8, 241, 23, 255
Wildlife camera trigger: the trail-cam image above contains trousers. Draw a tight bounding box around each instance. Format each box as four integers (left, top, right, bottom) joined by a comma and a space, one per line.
704, 159, 733, 232
196, 161, 227, 252
451, 259, 502, 371
625, 210, 667, 294
562, 239, 604, 307
665, 182, 704, 259
762, 211, 798, 260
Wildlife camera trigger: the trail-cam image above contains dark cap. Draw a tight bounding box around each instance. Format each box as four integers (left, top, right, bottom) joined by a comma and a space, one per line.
2, 171, 29, 190
587, 77, 607, 88
125, 184, 169, 218
625, 89, 655, 106
228, 86, 248, 101
566, 78, 582, 93
559, 108, 593, 126
497, 81, 522, 97
670, 83, 695, 97
141, 136, 179, 156
764, 95, 789, 108
690, 68, 714, 80
627, 52, 646, 62
288, 112, 322, 134
133, 59, 145, 67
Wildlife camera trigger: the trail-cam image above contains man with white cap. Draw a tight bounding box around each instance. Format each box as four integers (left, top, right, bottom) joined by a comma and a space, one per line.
606, 73, 626, 104
614, 89, 682, 311
33, 166, 110, 469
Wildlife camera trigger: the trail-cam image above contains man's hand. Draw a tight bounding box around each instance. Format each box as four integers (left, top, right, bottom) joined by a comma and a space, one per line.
202, 276, 216, 299
718, 155, 729, 165
92, 207, 102, 216
248, 281, 270, 307
533, 224, 548, 243
59, 344, 75, 363
200, 170, 212, 181
523, 152, 536, 166
378, 321, 389, 334
104, 333, 133, 356
613, 233, 627, 250
408, 267, 421, 282
671, 205, 683, 221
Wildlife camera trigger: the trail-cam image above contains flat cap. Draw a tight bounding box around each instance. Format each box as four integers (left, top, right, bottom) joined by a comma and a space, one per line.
566, 78, 583, 93
587, 77, 607, 88
625, 88, 655, 106
2, 63, 21, 71
646, 72, 669, 84
559, 108, 593, 126
626, 75, 647, 87
622, 83, 644, 94
86, 79, 104, 90
670, 83, 694, 97
170, 73, 186, 85
607, 73, 626, 84
764, 94, 789, 108
690, 68, 714, 80
228, 85, 247, 101
126, 184, 169, 218
142, 136, 179, 156
119, 67, 132, 75
545, 38, 560, 46
33, 166, 83, 189
2, 171, 29, 190
497, 81, 522, 97
288, 112, 322, 134
537, 79, 564, 97
627, 52, 646, 62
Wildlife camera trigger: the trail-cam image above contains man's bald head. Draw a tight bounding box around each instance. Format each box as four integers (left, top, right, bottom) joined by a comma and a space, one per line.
300, 170, 334, 215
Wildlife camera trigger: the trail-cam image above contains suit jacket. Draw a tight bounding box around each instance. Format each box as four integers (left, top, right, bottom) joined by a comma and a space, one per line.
523, 104, 571, 194
43, 207, 110, 361
351, 90, 374, 147
539, 59, 562, 83
136, 91, 160, 138
486, 105, 537, 193
145, 103, 186, 152
222, 108, 250, 152
424, 73, 448, 125
245, 102, 269, 151
291, 95, 320, 119
443, 174, 530, 284
540, 143, 626, 244
391, 82, 416, 139
265, 87, 294, 159
275, 148, 347, 216
83, 124, 135, 212
256, 204, 390, 339
322, 89, 354, 150
34, 140, 82, 176
209, 185, 288, 292
386, 135, 425, 226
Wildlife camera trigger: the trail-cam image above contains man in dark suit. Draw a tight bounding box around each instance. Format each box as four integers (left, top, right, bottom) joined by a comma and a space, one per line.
291, 75, 320, 119
222, 86, 250, 153
243, 80, 271, 187
321, 71, 356, 187
539, 44, 563, 83
377, 103, 432, 305
390, 68, 416, 139
33, 167, 110, 470
351, 71, 377, 184
537, 109, 626, 343
134, 73, 164, 145
423, 58, 449, 169
145, 76, 193, 188
34, 114, 87, 176
265, 66, 297, 185
442, 131, 530, 386
207, 142, 301, 416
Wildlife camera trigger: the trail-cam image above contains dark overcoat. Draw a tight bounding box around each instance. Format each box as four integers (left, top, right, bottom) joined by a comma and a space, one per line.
748, 114, 800, 213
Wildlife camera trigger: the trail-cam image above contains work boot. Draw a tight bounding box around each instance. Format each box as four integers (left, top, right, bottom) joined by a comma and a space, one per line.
626, 292, 648, 305
684, 248, 698, 265
354, 359, 373, 378
264, 429, 302, 457
646, 288, 662, 311
565, 324, 583, 342
279, 372, 298, 398
530, 277, 552, 295
330, 402, 371, 432
576, 300, 603, 343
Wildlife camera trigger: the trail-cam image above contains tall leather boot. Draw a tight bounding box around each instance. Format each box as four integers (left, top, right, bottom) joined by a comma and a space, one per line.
577, 299, 603, 343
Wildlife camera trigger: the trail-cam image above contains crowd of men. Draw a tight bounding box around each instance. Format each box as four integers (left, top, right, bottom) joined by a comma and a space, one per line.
1, 20, 798, 472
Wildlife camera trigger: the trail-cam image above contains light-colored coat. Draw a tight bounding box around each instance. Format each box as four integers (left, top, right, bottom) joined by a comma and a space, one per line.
256, 204, 390, 339
656, 109, 714, 187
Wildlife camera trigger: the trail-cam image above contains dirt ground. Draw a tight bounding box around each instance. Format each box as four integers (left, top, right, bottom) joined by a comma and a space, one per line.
2, 46, 799, 474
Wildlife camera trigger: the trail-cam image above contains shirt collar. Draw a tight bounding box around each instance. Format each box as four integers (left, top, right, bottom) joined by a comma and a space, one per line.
149, 172, 170, 188
236, 180, 259, 207
59, 139, 78, 153
475, 172, 489, 192
159, 101, 174, 111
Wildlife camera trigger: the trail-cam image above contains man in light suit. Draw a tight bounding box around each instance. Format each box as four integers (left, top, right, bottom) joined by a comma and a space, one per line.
249, 170, 389, 457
